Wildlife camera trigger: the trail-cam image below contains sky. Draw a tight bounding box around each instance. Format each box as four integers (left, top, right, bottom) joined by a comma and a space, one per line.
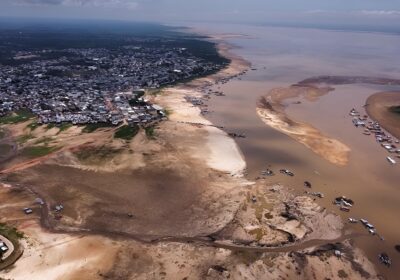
1, 0, 400, 29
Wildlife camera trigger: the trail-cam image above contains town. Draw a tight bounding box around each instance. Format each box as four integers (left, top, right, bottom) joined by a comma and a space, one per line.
0, 43, 225, 126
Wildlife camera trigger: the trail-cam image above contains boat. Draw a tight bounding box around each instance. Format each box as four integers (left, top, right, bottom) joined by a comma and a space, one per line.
261, 169, 274, 176
378, 253, 392, 267
280, 169, 294, 176
333, 196, 354, 207
340, 206, 350, 212
348, 218, 358, 223
360, 219, 375, 230
387, 156, 396, 165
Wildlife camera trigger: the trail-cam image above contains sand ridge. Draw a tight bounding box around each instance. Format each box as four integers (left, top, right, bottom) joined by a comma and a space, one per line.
257, 86, 351, 166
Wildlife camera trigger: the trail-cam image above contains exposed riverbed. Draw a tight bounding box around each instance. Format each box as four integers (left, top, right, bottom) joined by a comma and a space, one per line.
192, 23, 400, 279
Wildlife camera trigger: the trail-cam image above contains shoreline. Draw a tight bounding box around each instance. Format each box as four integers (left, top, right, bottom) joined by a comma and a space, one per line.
0, 32, 380, 279
154, 39, 250, 177
366, 91, 400, 140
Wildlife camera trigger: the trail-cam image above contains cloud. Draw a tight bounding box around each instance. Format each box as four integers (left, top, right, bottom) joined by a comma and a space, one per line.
14, 0, 64, 5
360, 10, 400, 16
13, 0, 139, 9
303, 9, 400, 18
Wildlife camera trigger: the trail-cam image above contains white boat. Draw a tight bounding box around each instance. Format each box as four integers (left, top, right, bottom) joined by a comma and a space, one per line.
387, 156, 396, 165
348, 218, 358, 223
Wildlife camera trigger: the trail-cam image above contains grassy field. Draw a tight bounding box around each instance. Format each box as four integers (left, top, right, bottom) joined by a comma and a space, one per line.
114, 125, 139, 140
0, 223, 24, 271
82, 123, 113, 133
33, 137, 54, 146
0, 110, 35, 124
27, 121, 41, 131
16, 134, 35, 144
0, 223, 24, 240
22, 145, 60, 158
145, 126, 156, 139
58, 123, 73, 133
75, 146, 122, 164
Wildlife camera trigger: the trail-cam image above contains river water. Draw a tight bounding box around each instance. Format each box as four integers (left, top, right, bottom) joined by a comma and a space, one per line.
191, 23, 400, 278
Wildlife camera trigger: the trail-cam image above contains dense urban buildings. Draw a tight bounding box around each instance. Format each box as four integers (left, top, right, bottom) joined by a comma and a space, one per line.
0, 27, 226, 126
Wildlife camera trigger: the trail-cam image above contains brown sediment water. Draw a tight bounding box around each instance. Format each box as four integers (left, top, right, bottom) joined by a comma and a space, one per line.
192, 23, 400, 278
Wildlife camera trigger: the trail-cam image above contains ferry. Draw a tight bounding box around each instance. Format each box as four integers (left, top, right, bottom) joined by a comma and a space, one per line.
387, 156, 396, 165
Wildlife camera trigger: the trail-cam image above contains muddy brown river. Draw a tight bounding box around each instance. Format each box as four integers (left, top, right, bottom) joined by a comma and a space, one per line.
190, 23, 400, 279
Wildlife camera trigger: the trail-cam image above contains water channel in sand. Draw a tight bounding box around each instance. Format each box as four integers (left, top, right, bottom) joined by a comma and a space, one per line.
190, 23, 400, 278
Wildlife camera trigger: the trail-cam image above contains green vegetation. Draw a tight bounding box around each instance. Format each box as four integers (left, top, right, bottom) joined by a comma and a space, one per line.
29, 122, 71, 133
16, 134, 34, 144
114, 125, 139, 140
164, 109, 172, 117
22, 145, 60, 158
128, 90, 147, 105
58, 123, 73, 133
145, 126, 156, 139
0, 110, 35, 124
389, 105, 400, 114
148, 89, 163, 96
82, 123, 113, 133
133, 90, 145, 98
75, 146, 121, 163
34, 137, 53, 145
46, 123, 56, 130
0, 223, 24, 270
27, 121, 41, 131
0, 223, 24, 240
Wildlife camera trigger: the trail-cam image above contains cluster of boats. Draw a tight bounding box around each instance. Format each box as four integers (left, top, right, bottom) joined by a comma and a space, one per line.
260, 168, 295, 177
350, 108, 399, 164
348, 218, 377, 235
348, 219, 394, 267
334, 196, 354, 212
260, 162, 394, 268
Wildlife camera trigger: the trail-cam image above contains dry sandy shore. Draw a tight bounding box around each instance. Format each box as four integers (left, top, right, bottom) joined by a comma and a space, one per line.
0, 43, 380, 279
256, 85, 351, 166
366, 91, 400, 139
256, 76, 400, 167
